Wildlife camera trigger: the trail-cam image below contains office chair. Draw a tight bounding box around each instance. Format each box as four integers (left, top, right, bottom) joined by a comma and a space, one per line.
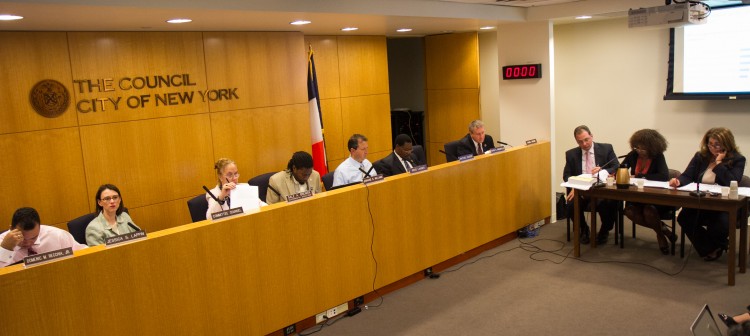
411, 145, 427, 166
322, 172, 335, 191
247, 171, 276, 203
443, 141, 460, 162
67, 208, 129, 245
187, 194, 209, 223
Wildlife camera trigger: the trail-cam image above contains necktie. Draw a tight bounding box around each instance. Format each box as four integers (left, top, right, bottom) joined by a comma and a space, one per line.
404, 159, 412, 171
28, 248, 37, 256
585, 151, 593, 174
476, 143, 482, 155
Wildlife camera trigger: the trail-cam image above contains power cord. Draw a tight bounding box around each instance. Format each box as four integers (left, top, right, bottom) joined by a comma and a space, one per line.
298, 313, 351, 336
362, 181, 384, 309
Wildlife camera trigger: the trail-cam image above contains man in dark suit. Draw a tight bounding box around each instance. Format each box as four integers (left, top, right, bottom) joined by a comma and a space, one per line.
563, 125, 619, 245
375, 134, 423, 177
456, 120, 495, 157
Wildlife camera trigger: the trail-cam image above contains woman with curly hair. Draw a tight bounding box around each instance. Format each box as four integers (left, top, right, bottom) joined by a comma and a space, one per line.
669, 127, 746, 261
622, 129, 674, 254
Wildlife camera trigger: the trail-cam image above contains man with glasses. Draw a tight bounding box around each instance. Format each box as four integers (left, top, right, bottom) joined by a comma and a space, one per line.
332, 134, 377, 188
0, 207, 86, 267
562, 125, 619, 245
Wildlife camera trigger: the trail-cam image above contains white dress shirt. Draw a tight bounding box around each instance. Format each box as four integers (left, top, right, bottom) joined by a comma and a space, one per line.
332, 156, 377, 187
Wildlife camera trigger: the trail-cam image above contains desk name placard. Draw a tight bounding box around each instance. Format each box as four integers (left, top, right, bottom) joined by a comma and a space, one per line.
525, 139, 538, 145
24, 247, 74, 268
211, 207, 245, 221
286, 190, 313, 203
105, 230, 147, 247
363, 174, 385, 185
458, 154, 474, 162
409, 164, 428, 174
488, 147, 505, 154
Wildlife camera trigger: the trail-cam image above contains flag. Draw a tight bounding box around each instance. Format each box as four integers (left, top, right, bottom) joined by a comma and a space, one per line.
308, 46, 328, 176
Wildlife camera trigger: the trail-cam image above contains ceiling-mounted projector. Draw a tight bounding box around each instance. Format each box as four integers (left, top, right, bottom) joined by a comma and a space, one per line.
628, 2, 707, 29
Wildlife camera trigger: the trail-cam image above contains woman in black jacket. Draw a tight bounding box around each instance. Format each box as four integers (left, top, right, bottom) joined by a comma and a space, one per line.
669, 127, 746, 261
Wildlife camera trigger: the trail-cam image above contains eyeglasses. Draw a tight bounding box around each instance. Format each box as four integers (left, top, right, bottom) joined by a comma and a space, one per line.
224, 173, 240, 179
101, 195, 120, 202
708, 143, 723, 150
632, 147, 647, 152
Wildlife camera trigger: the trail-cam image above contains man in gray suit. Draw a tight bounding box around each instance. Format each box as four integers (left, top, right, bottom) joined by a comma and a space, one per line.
562, 125, 619, 245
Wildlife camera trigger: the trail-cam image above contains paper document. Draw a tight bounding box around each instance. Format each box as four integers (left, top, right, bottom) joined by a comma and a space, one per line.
630, 178, 671, 189
740, 187, 750, 197
677, 183, 723, 194
231, 183, 260, 213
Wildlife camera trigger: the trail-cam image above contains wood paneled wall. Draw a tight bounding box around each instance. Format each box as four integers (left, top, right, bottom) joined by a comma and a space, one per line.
424, 32, 480, 166
0, 31, 389, 232
305, 36, 392, 170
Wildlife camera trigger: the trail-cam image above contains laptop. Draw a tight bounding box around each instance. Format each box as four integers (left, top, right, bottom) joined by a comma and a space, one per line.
691, 304, 723, 336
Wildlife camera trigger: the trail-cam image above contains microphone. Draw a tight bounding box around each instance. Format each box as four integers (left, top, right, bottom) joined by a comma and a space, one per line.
202, 185, 223, 204
358, 165, 374, 177
127, 222, 140, 231
268, 184, 281, 197
496, 141, 513, 147
591, 154, 628, 188
690, 163, 711, 197
438, 149, 447, 155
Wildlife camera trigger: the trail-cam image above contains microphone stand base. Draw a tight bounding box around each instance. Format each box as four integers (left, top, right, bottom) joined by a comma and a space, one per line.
690, 190, 707, 197
591, 182, 607, 188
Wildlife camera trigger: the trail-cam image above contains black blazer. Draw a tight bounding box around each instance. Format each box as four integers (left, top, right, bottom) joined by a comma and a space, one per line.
562, 142, 619, 182
375, 152, 422, 177
677, 152, 746, 187
456, 134, 495, 157
621, 151, 669, 181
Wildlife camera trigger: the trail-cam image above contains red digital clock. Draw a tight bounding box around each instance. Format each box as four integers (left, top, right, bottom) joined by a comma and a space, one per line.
502, 64, 542, 80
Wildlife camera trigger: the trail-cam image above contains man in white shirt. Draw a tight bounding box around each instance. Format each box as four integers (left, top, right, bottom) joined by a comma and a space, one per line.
332, 134, 377, 188
0, 207, 86, 267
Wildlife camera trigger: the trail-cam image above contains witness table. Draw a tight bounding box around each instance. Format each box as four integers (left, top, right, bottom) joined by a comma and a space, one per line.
574, 185, 747, 286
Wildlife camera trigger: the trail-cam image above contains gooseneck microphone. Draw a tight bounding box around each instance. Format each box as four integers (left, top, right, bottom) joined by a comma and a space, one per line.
127, 222, 140, 231
358, 165, 374, 177
592, 154, 628, 188
202, 185, 224, 205
496, 141, 513, 147
690, 163, 712, 198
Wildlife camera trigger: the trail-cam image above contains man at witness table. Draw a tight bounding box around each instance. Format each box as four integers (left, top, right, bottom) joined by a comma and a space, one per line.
562, 125, 619, 245
332, 134, 377, 187
456, 120, 495, 157
375, 134, 424, 177
266, 151, 323, 204
0, 207, 86, 267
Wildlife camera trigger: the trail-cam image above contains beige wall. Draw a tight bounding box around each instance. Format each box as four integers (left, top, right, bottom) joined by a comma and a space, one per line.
0, 32, 390, 231
554, 18, 750, 192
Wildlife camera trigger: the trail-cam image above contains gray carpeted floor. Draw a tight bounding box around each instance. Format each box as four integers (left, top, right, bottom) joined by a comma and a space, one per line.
300, 219, 748, 336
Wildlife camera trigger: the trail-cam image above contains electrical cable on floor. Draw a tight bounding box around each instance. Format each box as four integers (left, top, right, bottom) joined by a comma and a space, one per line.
298, 313, 351, 336
363, 182, 384, 309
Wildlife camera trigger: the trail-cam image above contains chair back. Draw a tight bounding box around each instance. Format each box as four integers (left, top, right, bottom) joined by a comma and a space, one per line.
187, 194, 209, 223
247, 171, 276, 203
67, 212, 99, 245
443, 141, 460, 162
740, 175, 750, 188
412, 145, 426, 166
322, 172, 335, 191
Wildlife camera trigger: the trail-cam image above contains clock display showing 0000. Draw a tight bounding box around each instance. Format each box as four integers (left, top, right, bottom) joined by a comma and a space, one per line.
502, 64, 542, 80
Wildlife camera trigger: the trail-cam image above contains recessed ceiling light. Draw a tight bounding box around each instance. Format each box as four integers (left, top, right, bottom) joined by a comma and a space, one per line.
341, 27, 358, 31
166, 18, 192, 24
396, 28, 412, 33
480, 26, 495, 30
575, 15, 592, 20
0, 14, 23, 21
290, 20, 311, 25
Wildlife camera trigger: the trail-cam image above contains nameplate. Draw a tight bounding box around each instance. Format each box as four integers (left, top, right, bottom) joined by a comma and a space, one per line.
488, 147, 505, 154
286, 190, 313, 203
211, 207, 245, 220
409, 164, 428, 174
105, 230, 147, 247
24, 247, 73, 268
525, 138, 537, 145
363, 174, 385, 185
458, 154, 474, 162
